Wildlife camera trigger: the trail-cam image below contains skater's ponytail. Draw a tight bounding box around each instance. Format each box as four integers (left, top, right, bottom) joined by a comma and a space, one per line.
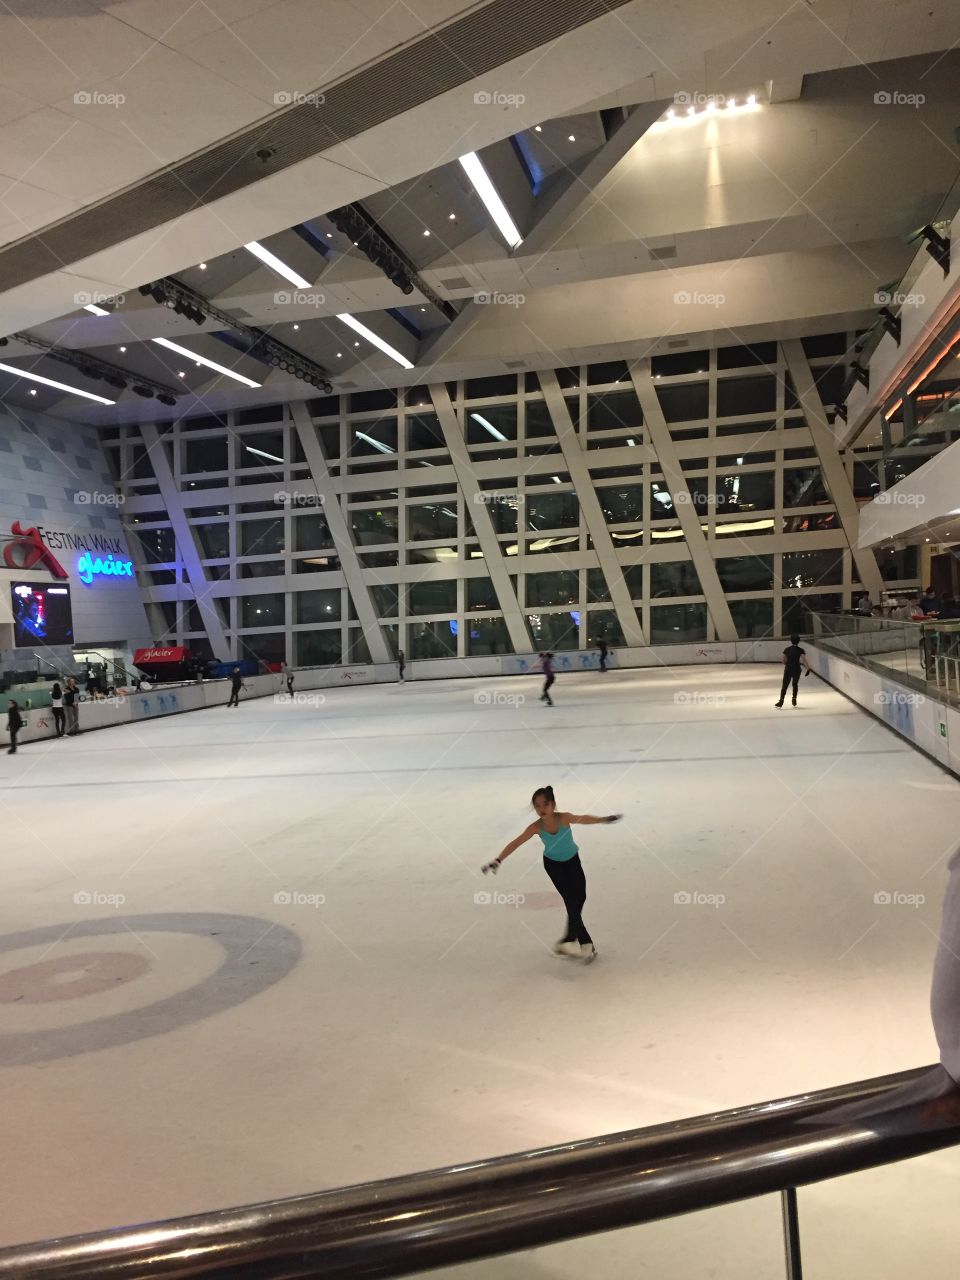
531, 785, 556, 810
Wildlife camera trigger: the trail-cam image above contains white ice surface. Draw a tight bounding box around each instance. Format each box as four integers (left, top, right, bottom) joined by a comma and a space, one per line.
2, 664, 959, 1274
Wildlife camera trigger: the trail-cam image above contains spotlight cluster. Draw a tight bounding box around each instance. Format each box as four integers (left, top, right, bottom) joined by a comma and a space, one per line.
140, 281, 206, 325
327, 205, 415, 293
12, 331, 180, 404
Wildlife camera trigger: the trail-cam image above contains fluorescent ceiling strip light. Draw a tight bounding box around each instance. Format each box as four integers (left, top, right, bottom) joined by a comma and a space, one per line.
470, 412, 508, 441
83, 303, 110, 316
152, 337, 261, 387
337, 313, 414, 369
355, 431, 394, 454
458, 152, 523, 249
0, 361, 115, 404
244, 240, 311, 289
245, 445, 283, 463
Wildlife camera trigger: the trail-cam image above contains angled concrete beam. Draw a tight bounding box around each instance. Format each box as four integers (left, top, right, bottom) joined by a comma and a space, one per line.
140, 422, 231, 657
289, 402, 391, 664
429, 383, 532, 654
629, 360, 737, 642
518, 102, 668, 257
538, 370, 645, 646
781, 341, 883, 600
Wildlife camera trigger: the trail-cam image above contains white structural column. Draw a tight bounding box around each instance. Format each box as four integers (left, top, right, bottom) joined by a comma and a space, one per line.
538, 371, 645, 647
630, 360, 737, 642
140, 422, 231, 657
429, 383, 532, 654
781, 341, 883, 599
289, 402, 391, 664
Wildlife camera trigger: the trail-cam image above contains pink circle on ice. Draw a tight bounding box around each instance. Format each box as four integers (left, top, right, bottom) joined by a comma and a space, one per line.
0, 951, 150, 1003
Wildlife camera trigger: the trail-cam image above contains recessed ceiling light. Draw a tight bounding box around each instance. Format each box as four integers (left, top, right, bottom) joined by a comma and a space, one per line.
423, 229, 431, 237
178, 370, 186, 378
336, 352, 342, 358
326, 232, 333, 239
448, 212, 456, 220
534, 125, 542, 132
119, 346, 127, 353
420, 307, 426, 312
568, 134, 576, 141
293, 323, 300, 330
28, 388, 37, 396
199, 262, 207, 270
0, 361, 115, 404
354, 341, 360, 346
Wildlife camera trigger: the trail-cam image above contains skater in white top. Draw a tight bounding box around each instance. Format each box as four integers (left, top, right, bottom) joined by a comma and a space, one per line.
482, 785, 621, 962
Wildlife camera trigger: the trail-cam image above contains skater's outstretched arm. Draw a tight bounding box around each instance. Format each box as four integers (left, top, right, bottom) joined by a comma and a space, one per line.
567, 812, 622, 825
482, 821, 538, 873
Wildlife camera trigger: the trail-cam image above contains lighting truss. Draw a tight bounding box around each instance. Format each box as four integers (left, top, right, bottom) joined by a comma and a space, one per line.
11, 331, 181, 403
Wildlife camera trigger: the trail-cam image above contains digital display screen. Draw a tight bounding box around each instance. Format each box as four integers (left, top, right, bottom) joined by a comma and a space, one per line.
11, 582, 74, 647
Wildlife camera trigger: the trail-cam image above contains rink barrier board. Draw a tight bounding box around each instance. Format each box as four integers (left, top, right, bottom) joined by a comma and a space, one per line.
805, 642, 959, 777
2, 640, 788, 748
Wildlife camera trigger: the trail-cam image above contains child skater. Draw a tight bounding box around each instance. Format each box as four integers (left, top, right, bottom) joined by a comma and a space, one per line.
482, 785, 621, 962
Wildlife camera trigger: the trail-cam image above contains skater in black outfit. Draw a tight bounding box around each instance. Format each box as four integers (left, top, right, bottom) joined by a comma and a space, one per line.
398, 650, 405, 682
50, 683, 65, 737
481, 785, 621, 962
597, 639, 609, 672
6, 700, 23, 754
776, 634, 810, 708
227, 667, 245, 708
537, 652, 556, 706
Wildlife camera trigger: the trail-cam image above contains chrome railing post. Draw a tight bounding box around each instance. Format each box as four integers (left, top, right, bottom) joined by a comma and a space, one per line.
780, 1187, 802, 1279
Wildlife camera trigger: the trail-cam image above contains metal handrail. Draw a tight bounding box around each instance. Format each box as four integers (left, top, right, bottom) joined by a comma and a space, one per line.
1, 1064, 958, 1278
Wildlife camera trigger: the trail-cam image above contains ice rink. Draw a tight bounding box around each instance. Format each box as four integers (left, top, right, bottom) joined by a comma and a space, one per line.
3, 662, 960, 1276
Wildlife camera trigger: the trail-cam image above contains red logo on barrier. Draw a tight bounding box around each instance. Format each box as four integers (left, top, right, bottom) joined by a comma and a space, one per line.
2, 522, 68, 578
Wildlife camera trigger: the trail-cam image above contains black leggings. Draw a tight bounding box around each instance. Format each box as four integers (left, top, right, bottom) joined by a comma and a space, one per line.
52, 708, 65, 736
543, 854, 592, 944
541, 673, 555, 703
779, 670, 800, 703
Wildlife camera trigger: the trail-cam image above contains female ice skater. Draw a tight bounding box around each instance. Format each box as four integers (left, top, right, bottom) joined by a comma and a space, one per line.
775, 634, 810, 708
481, 785, 621, 961
536, 652, 556, 706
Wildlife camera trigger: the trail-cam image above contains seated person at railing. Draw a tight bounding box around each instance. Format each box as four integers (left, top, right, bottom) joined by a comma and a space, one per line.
893, 599, 916, 620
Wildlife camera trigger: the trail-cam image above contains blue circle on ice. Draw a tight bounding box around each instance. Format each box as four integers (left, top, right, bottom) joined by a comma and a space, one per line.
0, 913, 302, 1065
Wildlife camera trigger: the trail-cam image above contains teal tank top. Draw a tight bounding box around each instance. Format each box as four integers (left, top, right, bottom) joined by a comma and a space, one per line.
539, 821, 579, 862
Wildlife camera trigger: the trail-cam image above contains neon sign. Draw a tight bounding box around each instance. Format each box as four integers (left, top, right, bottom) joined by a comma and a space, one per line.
77, 551, 134, 584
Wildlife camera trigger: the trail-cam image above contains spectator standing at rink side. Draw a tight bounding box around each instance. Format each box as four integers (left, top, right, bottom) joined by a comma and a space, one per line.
227, 667, 245, 708
64, 678, 80, 735
398, 650, 406, 682
50, 682, 65, 737
597, 639, 609, 673
281, 662, 294, 697
6, 700, 23, 755
775, 634, 810, 709
857, 592, 874, 615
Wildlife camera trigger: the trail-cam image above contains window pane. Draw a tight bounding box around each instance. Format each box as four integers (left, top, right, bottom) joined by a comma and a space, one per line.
656, 382, 708, 423
598, 484, 643, 524
296, 589, 341, 623
525, 400, 555, 438
782, 593, 842, 634
526, 571, 579, 606
238, 631, 285, 665
650, 483, 676, 519
587, 360, 630, 384
409, 580, 457, 615
372, 585, 399, 617
350, 507, 399, 544
297, 630, 342, 666
784, 466, 830, 507
196, 523, 229, 558
527, 611, 580, 650
408, 503, 458, 541
465, 374, 516, 398
586, 389, 642, 431
876, 545, 918, 581
585, 609, 624, 644
135, 527, 176, 563
410, 620, 457, 658
240, 594, 285, 627
651, 561, 702, 597
586, 567, 610, 603
407, 413, 444, 450
184, 437, 228, 473
467, 577, 498, 610
716, 375, 777, 416
729, 598, 774, 638
238, 560, 283, 579
715, 555, 774, 592
294, 553, 340, 573
526, 491, 579, 529
717, 342, 777, 369
715, 471, 775, 512
650, 603, 707, 643
781, 550, 844, 588
466, 405, 518, 443
466, 616, 511, 655
240, 519, 285, 556
350, 420, 397, 455
236, 431, 285, 467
